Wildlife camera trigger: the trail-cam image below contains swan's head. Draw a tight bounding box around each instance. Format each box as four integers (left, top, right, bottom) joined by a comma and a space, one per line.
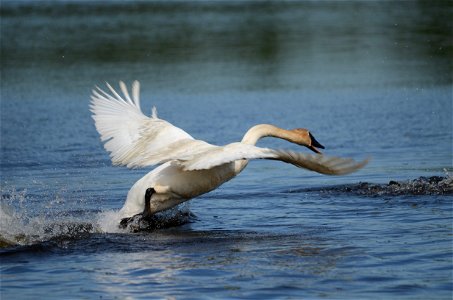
290, 128, 325, 154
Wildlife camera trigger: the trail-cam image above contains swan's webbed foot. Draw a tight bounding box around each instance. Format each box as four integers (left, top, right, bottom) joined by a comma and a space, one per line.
119, 214, 152, 232
119, 187, 156, 232
119, 216, 134, 229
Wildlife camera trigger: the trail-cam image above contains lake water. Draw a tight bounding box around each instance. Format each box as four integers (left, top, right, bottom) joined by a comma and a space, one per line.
1, 1, 452, 299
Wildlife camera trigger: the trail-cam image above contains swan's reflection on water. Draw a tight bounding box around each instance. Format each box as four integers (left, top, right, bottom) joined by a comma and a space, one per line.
91, 228, 347, 298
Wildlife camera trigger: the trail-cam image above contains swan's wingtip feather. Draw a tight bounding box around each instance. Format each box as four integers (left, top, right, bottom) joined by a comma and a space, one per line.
330, 156, 370, 175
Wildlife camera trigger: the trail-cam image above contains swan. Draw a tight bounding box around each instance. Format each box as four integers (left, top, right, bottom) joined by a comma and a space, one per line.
90, 81, 368, 227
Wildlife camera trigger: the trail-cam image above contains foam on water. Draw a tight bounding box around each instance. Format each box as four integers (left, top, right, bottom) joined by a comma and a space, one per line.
96, 210, 126, 234
301, 174, 453, 197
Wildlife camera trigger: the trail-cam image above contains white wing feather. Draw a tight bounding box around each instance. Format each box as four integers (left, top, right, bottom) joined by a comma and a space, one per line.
90, 81, 196, 167
267, 150, 369, 175
91, 81, 367, 175
178, 143, 368, 175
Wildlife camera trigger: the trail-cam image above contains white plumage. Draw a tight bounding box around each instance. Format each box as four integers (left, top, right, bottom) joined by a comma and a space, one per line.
90, 81, 368, 220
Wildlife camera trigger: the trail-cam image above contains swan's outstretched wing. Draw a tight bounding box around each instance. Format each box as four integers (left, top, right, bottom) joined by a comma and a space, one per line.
178, 143, 368, 175
91, 81, 367, 175
90, 81, 213, 167
266, 150, 369, 175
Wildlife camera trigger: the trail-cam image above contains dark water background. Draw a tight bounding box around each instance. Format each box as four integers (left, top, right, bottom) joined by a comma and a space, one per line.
1, 1, 452, 299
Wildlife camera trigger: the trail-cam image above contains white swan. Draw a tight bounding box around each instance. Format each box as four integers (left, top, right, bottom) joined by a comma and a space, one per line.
90, 81, 367, 224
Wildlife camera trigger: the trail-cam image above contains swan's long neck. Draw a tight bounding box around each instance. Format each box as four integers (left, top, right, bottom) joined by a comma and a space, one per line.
234, 124, 290, 173
241, 124, 290, 145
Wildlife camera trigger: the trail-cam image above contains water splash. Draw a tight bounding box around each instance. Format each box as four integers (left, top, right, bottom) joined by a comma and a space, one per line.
96, 210, 126, 234
0, 186, 97, 247
0, 185, 195, 247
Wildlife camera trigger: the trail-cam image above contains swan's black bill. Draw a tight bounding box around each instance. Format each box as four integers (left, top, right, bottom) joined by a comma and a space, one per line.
308, 132, 325, 154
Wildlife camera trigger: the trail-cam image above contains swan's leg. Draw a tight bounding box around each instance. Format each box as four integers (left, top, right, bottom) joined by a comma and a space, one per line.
142, 187, 155, 220
119, 187, 155, 229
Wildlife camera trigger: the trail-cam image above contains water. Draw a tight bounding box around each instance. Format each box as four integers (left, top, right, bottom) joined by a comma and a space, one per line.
1, 1, 452, 299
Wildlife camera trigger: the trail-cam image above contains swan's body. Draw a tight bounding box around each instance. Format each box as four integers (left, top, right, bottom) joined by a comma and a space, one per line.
90, 81, 367, 222
122, 160, 239, 218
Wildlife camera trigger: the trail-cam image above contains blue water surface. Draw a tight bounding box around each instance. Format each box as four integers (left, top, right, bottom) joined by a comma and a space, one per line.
1, 1, 452, 299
